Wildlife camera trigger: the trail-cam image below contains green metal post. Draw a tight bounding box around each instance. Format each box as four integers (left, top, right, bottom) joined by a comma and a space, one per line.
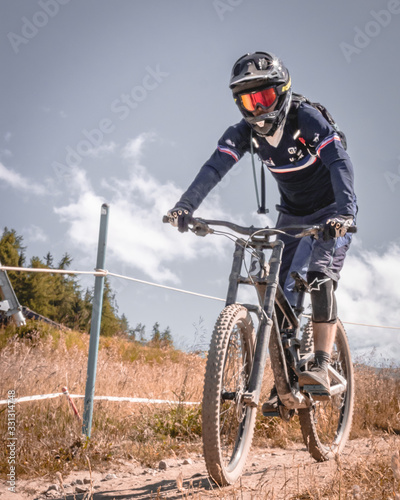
82, 203, 110, 437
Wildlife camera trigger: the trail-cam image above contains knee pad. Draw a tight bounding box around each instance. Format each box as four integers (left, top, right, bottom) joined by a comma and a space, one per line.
307, 271, 337, 323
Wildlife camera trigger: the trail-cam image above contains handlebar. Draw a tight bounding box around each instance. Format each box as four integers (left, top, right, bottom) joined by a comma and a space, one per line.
162, 215, 266, 235
162, 215, 357, 239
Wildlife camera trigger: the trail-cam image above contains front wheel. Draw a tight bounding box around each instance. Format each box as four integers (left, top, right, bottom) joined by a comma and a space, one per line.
298, 319, 354, 461
202, 304, 256, 485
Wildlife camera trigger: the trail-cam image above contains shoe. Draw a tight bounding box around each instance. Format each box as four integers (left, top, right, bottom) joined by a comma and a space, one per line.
262, 386, 279, 416
298, 365, 331, 398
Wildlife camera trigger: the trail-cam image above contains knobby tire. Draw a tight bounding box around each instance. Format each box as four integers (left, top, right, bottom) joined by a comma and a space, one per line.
202, 304, 256, 485
298, 319, 354, 461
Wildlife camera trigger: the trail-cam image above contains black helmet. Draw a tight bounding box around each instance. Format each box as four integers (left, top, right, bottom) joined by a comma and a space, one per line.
229, 51, 292, 137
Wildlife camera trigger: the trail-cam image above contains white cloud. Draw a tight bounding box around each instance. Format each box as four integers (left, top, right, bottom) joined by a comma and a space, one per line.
0, 162, 46, 195
54, 133, 229, 283
122, 132, 155, 160
24, 225, 48, 243
0, 149, 12, 158
337, 242, 400, 363
51, 133, 400, 364
85, 141, 117, 158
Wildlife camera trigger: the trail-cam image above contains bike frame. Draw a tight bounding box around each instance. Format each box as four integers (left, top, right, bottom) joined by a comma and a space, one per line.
224, 233, 309, 410
162, 214, 352, 412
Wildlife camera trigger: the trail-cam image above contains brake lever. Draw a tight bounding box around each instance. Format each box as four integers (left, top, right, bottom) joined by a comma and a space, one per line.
191, 220, 214, 237
296, 226, 321, 240
162, 215, 174, 224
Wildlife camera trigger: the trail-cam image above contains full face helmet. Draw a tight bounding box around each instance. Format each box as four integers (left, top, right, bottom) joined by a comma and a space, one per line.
229, 51, 292, 137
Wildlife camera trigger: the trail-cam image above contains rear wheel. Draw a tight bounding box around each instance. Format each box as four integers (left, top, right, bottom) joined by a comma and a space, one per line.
202, 304, 256, 485
298, 319, 354, 461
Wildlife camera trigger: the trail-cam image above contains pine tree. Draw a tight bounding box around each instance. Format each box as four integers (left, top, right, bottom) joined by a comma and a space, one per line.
44, 252, 53, 268
132, 323, 146, 343
51, 254, 80, 325
0, 228, 26, 267
20, 256, 56, 318
160, 326, 173, 348
99, 279, 126, 337
0, 227, 134, 338
151, 322, 161, 345
73, 288, 92, 331
0, 228, 26, 297
149, 323, 173, 347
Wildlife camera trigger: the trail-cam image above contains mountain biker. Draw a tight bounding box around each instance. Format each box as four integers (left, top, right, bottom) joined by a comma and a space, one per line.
167, 51, 357, 404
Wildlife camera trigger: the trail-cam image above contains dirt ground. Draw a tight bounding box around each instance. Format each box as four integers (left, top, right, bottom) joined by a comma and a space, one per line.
0, 436, 396, 500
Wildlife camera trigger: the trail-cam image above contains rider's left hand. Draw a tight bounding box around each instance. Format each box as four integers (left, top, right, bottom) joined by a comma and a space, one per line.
323, 216, 353, 241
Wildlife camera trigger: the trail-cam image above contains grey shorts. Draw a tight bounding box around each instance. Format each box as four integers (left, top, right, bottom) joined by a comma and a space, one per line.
276, 203, 353, 305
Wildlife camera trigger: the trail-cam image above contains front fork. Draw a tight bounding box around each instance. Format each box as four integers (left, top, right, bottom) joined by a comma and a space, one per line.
226, 240, 283, 408
243, 241, 283, 407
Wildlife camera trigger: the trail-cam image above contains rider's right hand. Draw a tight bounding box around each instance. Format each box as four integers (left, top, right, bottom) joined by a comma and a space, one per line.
167, 206, 193, 233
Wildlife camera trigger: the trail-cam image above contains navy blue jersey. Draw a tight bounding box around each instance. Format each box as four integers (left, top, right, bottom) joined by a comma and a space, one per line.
178, 102, 357, 217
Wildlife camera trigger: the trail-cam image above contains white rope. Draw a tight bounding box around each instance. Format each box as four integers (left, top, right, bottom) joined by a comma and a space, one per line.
339, 320, 400, 330
107, 272, 225, 302
0, 393, 200, 406
0, 265, 225, 302
302, 313, 400, 331
0, 265, 107, 277
1, 265, 399, 329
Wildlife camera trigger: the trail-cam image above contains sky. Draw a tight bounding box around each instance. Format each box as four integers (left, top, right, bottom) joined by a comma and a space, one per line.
1, 0, 400, 364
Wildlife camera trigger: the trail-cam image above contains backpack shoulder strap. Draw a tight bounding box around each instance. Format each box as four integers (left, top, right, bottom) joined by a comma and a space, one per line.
287, 93, 315, 154
287, 92, 305, 131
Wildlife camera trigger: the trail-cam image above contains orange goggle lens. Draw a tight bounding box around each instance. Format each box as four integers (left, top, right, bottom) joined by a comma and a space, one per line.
240, 87, 277, 112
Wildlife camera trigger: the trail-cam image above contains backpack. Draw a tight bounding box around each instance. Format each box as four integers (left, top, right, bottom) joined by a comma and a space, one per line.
288, 92, 347, 154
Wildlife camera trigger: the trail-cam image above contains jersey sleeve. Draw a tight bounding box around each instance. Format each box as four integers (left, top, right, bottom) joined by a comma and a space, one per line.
178, 120, 251, 211
298, 103, 357, 217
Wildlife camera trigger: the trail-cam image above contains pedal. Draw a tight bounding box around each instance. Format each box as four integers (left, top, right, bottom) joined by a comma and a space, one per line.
262, 408, 280, 417
242, 392, 257, 407
262, 402, 280, 417
303, 384, 331, 401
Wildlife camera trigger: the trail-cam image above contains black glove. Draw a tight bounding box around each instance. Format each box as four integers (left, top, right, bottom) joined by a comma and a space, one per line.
167, 206, 193, 233
323, 215, 353, 241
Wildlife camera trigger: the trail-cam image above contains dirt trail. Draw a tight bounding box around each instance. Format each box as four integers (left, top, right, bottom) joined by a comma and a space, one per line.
0, 437, 394, 500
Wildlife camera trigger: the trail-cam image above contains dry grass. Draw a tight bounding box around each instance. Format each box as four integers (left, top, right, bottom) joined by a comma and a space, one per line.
1, 320, 400, 499
293, 359, 400, 500
291, 438, 400, 499
0, 321, 205, 478
352, 361, 400, 437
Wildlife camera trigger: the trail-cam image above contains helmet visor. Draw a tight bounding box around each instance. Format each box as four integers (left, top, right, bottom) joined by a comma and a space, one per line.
240, 87, 277, 112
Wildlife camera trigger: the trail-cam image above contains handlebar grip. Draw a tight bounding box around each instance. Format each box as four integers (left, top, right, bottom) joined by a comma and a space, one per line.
163, 213, 194, 224
347, 226, 357, 233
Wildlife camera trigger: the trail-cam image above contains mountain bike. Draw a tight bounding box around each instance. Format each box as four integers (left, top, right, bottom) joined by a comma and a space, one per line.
163, 215, 356, 486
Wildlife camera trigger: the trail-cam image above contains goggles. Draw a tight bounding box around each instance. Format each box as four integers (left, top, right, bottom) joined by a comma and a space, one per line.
239, 87, 277, 112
